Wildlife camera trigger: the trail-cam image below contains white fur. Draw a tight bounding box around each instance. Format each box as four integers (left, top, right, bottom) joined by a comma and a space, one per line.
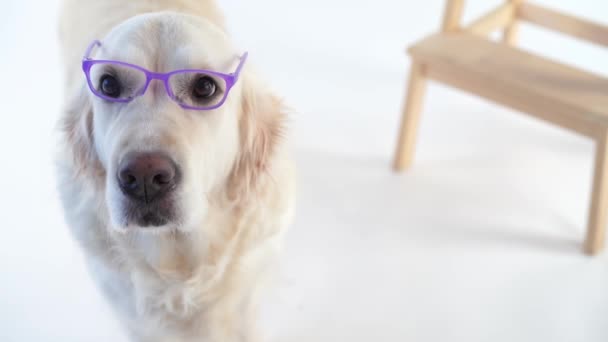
56, 1, 294, 341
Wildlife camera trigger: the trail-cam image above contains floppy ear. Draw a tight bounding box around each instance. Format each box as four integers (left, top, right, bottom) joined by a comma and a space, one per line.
228, 71, 287, 200
60, 86, 104, 181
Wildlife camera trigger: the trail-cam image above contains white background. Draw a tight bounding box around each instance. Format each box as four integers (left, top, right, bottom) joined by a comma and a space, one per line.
1, 0, 608, 341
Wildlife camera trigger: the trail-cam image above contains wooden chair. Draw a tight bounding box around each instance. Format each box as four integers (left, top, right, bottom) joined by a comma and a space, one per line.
392, 0, 608, 255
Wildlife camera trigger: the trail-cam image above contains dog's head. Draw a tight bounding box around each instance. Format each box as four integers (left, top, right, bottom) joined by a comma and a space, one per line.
62, 12, 285, 233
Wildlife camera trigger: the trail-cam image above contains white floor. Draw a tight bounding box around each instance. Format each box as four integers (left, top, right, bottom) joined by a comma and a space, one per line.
2, 1, 608, 341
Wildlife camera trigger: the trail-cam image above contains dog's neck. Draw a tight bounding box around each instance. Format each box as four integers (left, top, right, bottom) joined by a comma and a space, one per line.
124, 231, 201, 278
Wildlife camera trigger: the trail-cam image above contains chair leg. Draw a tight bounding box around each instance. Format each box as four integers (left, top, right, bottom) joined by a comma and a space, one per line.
585, 130, 608, 255
393, 62, 427, 171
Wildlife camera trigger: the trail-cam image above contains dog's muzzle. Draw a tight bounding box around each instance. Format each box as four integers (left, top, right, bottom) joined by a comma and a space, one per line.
117, 152, 180, 227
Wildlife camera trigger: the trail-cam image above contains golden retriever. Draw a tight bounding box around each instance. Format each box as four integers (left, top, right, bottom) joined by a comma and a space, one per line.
56, 1, 295, 341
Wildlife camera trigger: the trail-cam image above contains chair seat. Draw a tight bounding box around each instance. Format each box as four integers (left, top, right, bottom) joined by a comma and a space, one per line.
409, 33, 608, 134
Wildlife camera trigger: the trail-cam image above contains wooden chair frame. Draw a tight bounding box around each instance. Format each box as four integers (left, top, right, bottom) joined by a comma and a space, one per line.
393, 0, 608, 255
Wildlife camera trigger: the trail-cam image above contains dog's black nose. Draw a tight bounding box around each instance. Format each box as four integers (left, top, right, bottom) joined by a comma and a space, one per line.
117, 153, 178, 203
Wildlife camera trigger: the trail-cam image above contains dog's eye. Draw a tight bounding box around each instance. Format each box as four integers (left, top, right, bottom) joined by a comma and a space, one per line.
99, 75, 122, 98
192, 76, 216, 99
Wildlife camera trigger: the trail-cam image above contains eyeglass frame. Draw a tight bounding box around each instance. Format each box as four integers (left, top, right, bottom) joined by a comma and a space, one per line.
81, 40, 249, 110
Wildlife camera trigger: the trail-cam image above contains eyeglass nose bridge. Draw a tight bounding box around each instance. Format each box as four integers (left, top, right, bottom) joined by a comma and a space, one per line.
138, 71, 175, 99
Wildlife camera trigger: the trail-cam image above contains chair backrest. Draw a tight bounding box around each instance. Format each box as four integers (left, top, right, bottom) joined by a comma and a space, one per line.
439, 0, 608, 48
441, 0, 525, 32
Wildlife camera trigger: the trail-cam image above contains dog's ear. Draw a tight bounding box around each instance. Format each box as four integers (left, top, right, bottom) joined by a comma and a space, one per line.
228, 71, 287, 200
60, 86, 104, 181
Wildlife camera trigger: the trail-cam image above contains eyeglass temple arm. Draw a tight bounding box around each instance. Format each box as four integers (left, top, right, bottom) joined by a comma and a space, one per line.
83, 40, 102, 60
232, 52, 248, 80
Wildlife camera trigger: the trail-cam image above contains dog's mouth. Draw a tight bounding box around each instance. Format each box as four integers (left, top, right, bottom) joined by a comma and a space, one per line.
123, 199, 176, 228
137, 211, 169, 227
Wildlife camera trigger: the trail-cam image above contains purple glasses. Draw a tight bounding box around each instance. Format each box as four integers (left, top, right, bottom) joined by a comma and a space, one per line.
82, 40, 248, 110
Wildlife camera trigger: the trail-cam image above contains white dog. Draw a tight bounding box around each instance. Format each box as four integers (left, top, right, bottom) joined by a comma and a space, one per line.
56, 1, 294, 341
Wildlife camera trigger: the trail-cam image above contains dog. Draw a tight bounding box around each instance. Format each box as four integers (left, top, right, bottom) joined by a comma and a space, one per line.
56, 1, 295, 341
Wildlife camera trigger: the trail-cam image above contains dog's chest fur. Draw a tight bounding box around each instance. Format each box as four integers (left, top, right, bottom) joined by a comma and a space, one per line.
84, 211, 259, 341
